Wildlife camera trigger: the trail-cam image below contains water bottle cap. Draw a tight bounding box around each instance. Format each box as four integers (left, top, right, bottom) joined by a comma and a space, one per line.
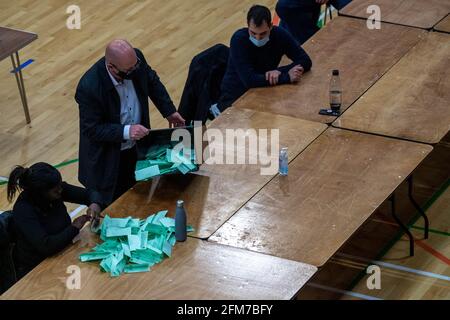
332, 70, 339, 76
177, 200, 184, 207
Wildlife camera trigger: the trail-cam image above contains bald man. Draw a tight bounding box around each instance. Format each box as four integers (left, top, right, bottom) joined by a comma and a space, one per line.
75, 40, 185, 205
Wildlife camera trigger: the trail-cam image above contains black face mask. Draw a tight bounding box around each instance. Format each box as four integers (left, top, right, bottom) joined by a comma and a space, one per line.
116, 68, 137, 80
112, 57, 141, 80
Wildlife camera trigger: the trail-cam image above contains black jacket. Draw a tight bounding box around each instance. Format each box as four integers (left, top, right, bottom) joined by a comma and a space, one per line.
178, 44, 229, 123
0, 211, 15, 294
12, 182, 102, 279
75, 48, 176, 204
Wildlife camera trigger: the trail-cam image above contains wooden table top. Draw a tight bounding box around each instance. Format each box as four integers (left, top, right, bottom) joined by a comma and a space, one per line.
340, 0, 450, 29
1, 234, 316, 299
106, 108, 326, 239
333, 32, 450, 144
0, 26, 37, 61
434, 14, 450, 33
233, 17, 425, 124
210, 128, 432, 267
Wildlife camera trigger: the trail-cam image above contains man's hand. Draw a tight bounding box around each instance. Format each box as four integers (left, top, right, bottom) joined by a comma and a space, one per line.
87, 203, 103, 232
72, 215, 91, 230
265, 70, 282, 86
166, 112, 185, 128
130, 124, 149, 140
288, 65, 304, 83
86, 203, 102, 219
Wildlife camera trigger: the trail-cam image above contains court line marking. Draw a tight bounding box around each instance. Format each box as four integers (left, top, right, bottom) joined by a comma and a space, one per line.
370, 218, 398, 227
307, 283, 382, 300
414, 240, 450, 266
0, 176, 7, 185
338, 253, 450, 282
368, 218, 450, 264
411, 225, 450, 237
54, 158, 78, 169
371, 217, 450, 238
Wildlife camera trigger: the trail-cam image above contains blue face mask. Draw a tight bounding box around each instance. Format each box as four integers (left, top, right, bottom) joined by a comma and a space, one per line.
249, 35, 270, 47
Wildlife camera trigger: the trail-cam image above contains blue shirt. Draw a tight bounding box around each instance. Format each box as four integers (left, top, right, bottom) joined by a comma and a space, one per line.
220, 26, 312, 106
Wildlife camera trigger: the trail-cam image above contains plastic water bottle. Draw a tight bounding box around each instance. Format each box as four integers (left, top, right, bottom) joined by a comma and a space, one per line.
279, 147, 288, 176
329, 69, 342, 113
175, 200, 187, 242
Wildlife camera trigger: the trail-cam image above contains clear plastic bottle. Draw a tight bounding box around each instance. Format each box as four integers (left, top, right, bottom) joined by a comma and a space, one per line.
329, 69, 342, 112
175, 200, 187, 242
279, 147, 288, 176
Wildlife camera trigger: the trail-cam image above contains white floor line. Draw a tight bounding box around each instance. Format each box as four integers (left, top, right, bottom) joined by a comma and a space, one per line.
338, 253, 450, 282
0, 176, 8, 182
307, 283, 382, 300
69, 205, 87, 218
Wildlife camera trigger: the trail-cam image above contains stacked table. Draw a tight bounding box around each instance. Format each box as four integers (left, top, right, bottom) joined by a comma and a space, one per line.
340, 0, 450, 29
434, 14, 450, 33
333, 32, 450, 144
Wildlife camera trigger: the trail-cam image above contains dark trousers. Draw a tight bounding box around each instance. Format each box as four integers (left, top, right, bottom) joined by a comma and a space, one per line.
112, 145, 137, 202
276, 2, 321, 45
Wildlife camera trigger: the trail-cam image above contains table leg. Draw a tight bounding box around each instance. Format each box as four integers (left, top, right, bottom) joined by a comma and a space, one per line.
408, 175, 429, 239
10, 51, 31, 124
389, 193, 414, 256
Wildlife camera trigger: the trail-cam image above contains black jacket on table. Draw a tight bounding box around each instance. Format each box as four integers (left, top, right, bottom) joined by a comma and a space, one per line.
12, 182, 102, 279
178, 44, 230, 124
75, 48, 176, 205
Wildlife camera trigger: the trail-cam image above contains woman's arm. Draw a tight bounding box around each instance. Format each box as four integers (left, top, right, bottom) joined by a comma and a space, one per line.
13, 202, 79, 257
61, 182, 104, 209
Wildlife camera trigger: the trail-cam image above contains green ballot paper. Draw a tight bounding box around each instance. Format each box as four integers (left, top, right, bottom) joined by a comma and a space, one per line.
134, 143, 198, 181
135, 165, 160, 181
79, 212, 194, 277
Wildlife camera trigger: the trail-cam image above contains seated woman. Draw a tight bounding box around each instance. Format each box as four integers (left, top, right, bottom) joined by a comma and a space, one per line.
6, 162, 103, 279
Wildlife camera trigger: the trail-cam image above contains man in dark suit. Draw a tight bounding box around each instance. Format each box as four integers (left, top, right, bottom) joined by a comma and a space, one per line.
276, 0, 352, 44
75, 39, 185, 205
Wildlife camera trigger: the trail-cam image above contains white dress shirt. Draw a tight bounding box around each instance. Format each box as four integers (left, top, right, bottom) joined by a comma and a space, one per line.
106, 64, 141, 151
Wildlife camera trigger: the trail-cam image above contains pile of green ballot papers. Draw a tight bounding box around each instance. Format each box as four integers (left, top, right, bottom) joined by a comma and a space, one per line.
135, 144, 198, 181
79, 210, 193, 277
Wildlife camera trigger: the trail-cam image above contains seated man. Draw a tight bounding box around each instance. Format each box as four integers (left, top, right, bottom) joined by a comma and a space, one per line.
214, 4, 312, 116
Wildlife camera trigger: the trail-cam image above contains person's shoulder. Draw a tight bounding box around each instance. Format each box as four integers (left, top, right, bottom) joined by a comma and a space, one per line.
272, 26, 300, 45
134, 48, 145, 59
231, 28, 249, 43
76, 56, 106, 96
12, 193, 35, 218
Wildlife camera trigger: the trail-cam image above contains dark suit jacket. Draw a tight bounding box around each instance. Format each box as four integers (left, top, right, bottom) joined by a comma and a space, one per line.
178, 44, 229, 124
75, 48, 176, 204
